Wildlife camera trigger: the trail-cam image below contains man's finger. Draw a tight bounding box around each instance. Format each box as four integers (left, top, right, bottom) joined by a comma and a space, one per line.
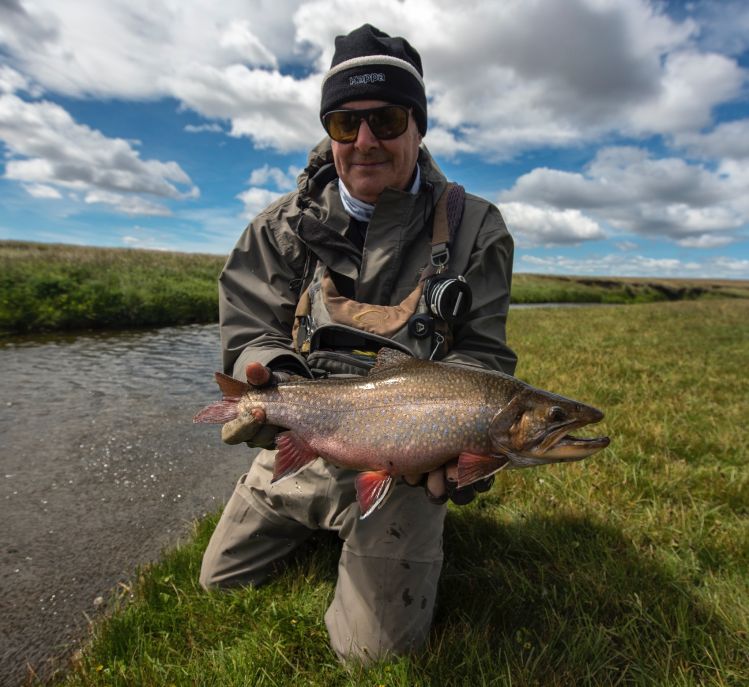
245, 362, 272, 387
426, 466, 447, 501
444, 458, 459, 482
403, 473, 426, 487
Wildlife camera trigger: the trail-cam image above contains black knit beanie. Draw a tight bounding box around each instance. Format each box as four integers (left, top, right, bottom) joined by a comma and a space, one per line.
320, 24, 427, 136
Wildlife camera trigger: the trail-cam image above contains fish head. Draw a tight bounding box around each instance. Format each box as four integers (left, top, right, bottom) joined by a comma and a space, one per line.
489, 387, 610, 466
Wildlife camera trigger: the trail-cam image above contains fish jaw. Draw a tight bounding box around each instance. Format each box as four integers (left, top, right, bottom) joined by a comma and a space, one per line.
489, 387, 610, 467
540, 434, 611, 460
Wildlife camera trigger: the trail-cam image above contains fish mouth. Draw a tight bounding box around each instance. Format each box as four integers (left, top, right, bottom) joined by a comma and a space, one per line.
532, 419, 610, 461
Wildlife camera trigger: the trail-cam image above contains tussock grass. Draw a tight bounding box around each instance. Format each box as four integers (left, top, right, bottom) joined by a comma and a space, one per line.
56, 300, 749, 686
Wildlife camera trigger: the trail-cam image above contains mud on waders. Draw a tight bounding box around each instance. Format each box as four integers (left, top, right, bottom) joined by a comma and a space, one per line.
291, 183, 474, 377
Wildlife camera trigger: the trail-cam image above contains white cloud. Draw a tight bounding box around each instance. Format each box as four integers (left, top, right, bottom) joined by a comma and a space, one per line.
500, 202, 605, 247
168, 65, 322, 152
248, 164, 300, 191
626, 50, 744, 135
0, 0, 301, 98
0, 65, 30, 94
84, 191, 171, 216
501, 146, 748, 244
122, 234, 170, 250
683, 0, 749, 57
0, 92, 198, 214
675, 234, 735, 249
22, 183, 61, 199
236, 187, 285, 220
2, 0, 745, 157
673, 119, 749, 161
184, 123, 224, 134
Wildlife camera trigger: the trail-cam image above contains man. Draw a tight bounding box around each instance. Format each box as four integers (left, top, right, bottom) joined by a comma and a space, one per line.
200, 24, 517, 661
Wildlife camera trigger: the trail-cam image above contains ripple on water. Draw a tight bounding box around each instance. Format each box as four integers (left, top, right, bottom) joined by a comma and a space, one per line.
0, 324, 223, 424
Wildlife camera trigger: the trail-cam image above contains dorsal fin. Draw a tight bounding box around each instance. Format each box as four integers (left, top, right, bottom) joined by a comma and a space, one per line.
214, 371, 250, 399
370, 347, 413, 374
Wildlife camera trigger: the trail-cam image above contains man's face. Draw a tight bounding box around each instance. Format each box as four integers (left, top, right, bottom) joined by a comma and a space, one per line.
330, 99, 422, 204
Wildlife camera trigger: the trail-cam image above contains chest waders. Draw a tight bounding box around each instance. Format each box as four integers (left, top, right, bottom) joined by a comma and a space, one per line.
291, 183, 477, 378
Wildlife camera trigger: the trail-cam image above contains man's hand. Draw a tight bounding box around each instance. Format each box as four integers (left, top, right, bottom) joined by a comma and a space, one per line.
241, 362, 290, 449
404, 458, 494, 506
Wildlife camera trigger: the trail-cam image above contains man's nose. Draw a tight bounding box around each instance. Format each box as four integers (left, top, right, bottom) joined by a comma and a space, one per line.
354, 118, 379, 150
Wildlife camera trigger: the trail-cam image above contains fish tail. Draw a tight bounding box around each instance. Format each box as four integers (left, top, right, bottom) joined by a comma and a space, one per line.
193, 371, 252, 424
193, 400, 238, 424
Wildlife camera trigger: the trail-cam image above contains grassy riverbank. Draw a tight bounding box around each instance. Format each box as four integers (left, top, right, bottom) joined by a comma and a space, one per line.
56, 300, 748, 687
0, 241, 224, 334
2, 240, 748, 334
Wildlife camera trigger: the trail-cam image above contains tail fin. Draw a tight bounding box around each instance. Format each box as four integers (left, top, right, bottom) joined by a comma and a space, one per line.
193, 400, 238, 424
194, 372, 250, 424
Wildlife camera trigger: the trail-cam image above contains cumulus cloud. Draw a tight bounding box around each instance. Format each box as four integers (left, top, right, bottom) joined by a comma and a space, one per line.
501, 146, 748, 246
2, 0, 746, 157
0, 91, 198, 214
672, 119, 749, 161
84, 191, 171, 216
234, 163, 300, 220
500, 202, 606, 247
236, 187, 285, 220
248, 164, 300, 191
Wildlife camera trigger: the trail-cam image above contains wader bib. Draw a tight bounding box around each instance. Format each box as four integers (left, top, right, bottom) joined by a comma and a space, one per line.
291, 183, 477, 377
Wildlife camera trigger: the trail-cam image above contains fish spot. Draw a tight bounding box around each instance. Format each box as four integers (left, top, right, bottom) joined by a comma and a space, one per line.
402, 588, 413, 607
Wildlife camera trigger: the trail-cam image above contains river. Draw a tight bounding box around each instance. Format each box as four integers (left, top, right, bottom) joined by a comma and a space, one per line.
0, 324, 251, 686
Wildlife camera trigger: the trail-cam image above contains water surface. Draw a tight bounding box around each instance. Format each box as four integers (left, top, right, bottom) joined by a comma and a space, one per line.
0, 324, 249, 685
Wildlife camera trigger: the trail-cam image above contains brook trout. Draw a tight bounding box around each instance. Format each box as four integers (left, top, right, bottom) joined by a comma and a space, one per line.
194, 348, 609, 517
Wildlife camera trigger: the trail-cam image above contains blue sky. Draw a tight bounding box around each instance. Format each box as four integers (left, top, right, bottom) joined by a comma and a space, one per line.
1, 0, 748, 278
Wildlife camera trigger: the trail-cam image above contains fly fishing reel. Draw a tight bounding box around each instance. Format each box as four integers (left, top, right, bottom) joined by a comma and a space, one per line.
408, 272, 473, 341
424, 273, 472, 324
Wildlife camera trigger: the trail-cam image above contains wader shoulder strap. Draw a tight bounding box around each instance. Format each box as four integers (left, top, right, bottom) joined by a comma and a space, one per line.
431, 183, 465, 271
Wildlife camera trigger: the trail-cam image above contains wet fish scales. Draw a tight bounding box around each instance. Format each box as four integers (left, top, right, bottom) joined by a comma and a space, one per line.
194, 348, 609, 518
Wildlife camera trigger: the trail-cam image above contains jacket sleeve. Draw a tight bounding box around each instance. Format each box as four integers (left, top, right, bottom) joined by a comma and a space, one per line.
219, 199, 312, 380
441, 201, 518, 376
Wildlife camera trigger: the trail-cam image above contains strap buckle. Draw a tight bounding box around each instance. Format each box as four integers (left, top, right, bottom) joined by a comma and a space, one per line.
431, 243, 450, 271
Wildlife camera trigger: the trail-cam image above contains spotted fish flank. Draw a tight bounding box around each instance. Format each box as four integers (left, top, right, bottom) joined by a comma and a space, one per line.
194, 349, 610, 518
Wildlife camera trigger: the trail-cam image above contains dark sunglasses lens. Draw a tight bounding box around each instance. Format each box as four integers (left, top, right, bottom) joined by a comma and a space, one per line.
368, 107, 409, 139
324, 111, 359, 143
324, 107, 409, 142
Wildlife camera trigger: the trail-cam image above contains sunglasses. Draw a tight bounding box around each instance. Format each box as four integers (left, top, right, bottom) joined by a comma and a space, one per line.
322, 105, 410, 143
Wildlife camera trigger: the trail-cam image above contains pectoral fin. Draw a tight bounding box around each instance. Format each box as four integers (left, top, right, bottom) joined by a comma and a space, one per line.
272, 431, 318, 483
457, 452, 510, 488
355, 470, 394, 519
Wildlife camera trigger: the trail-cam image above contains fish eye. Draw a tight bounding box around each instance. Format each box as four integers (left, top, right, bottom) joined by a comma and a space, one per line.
548, 406, 566, 423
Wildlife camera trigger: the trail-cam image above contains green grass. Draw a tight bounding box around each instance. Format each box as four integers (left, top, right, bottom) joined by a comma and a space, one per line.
55, 300, 749, 686
3, 240, 748, 334
511, 273, 749, 304
0, 241, 224, 334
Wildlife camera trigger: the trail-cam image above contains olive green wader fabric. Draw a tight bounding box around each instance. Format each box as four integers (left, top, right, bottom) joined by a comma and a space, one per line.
200, 448, 446, 661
